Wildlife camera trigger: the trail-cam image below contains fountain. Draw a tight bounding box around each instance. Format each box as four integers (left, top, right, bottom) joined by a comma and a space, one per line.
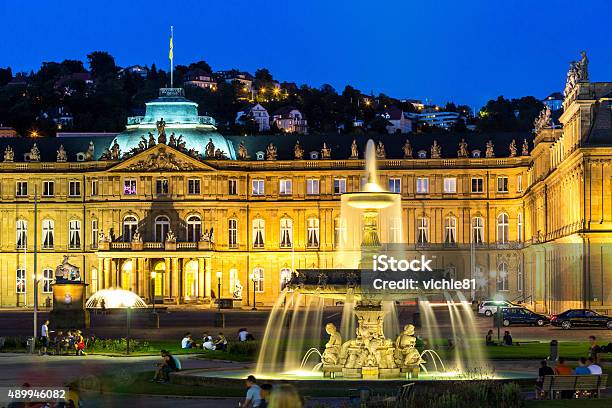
86, 288, 148, 309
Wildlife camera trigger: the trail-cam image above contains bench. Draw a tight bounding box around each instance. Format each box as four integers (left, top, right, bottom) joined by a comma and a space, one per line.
538, 374, 608, 399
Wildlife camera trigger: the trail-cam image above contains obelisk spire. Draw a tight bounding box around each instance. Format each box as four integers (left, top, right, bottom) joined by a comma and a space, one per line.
169, 26, 174, 87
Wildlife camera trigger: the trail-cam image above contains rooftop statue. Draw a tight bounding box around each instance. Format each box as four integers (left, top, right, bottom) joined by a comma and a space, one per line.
321, 143, 331, 159
266, 143, 278, 160
485, 140, 495, 158
84, 141, 95, 161
3, 146, 14, 162
509, 139, 517, 157
56, 144, 68, 162
110, 140, 121, 160
168, 132, 177, 147
522, 139, 530, 156
402, 139, 412, 159
138, 136, 147, 151
147, 132, 156, 148
177, 135, 186, 151
55, 255, 81, 283
533, 105, 552, 134
350, 139, 358, 159
156, 117, 167, 144
376, 141, 386, 159
430, 140, 441, 159
564, 51, 589, 97
238, 141, 249, 160
205, 138, 215, 158
29, 143, 41, 162
457, 138, 468, 158
214, 148, 227, 159
294, 140, 304, 159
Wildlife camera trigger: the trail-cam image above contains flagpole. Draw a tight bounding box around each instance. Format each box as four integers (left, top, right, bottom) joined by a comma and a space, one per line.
170, 26, 174, 88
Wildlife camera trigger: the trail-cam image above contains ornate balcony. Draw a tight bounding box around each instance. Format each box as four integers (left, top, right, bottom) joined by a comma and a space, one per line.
98, 240, 213, 252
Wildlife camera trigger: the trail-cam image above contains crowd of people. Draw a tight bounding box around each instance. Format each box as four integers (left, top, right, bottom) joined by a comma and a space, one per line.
38, 320, 87, 356
180, 328, 255, 351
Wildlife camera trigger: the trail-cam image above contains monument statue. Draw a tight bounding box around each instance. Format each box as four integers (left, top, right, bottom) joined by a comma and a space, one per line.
169, 132, 177, 147
430, 140, 441, 159
321, 143, 331, 159
294, 140, 304, 159
534, 105, 552, 134
233, 279, 243, 299
156, 117, 167, 144
56, 145, 68, 162
238, 141, 248, 160
321, 323, 342, 366
139, 135, 147, 151
165, 230, 176, 242
177, 135, 186, 151
205, 138, 215, 158
147, 132, 156, 148
110, 140, 121, 160
84, 141, 95, 161
132, 230, 142, 243
266, 143, 278, 160
485, 140, 495, 158
4, 146, 14, 162
350, 139, 358, 159
522, 138, 529, 156
564, 51, 589, 97
29, 143, 41, 162
375, 141, 386, 159
457, 138, 468, 158
509, 139, 517, 157
402, 139, 412, 159
54, 255, 81, 282
394, 324, 424, 368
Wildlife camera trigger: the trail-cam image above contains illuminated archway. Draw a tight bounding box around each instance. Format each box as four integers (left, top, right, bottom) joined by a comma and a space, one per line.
184, 260, 198, 298
121, 260, 133, 290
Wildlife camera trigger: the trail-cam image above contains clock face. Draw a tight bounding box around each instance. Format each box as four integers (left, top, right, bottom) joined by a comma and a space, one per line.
64, 293, 73, 304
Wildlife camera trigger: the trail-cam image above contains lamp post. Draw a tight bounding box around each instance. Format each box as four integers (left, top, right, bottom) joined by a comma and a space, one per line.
250, 272, 257, 311
31, 185, 38, 354
216, 271, 222, 312
150, 271, 156, 313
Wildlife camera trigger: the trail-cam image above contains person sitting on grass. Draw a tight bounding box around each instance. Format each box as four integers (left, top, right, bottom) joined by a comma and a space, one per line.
574, 357, 591, 375
554, 357, 572, 375
259, 383, 273, 408
502, 330, 513, 346
152, 350, 178, 383
202, 335, 216, 351
215, 332, 228, 351
587, 357, 602, 375
181, 332, 195, 349
485, 329, 495, 346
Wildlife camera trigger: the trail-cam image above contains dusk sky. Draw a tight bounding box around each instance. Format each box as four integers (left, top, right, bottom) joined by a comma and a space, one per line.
2, 0, 611, 109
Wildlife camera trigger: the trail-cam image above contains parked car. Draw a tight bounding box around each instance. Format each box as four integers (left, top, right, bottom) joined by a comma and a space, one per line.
495, 307, 550, 327
550, 309, 612, 330
478, 300, 515, 317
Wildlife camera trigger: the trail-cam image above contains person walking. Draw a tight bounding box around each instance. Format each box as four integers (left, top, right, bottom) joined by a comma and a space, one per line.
39, 320, 50, 355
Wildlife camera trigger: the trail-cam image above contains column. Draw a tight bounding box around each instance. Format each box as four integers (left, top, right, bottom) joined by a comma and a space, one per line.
97, 258, 104, 289
198, 257, 205, 299
141, 259, 149, 300
164, 258, 171, 297
130, 258, 138, 293
205, 257, 212, 298
104, 258, 112, 288
172, 258, 180, 304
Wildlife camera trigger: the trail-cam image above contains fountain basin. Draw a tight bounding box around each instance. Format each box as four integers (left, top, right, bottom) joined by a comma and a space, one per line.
343, 191, 399, 209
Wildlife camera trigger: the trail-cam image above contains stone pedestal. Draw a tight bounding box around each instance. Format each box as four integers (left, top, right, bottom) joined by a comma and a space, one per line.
342, 368, 362, 378
322, 365, 343, 378
50, 282, 90, 329
361, 366, 379, 379
379, 368, 401, 378
401, 365, 420, 378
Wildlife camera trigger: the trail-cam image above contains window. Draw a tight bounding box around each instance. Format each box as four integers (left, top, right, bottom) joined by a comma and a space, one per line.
91, 268, 98, 293
42, 219, 54, 249
472, 217, 484, 245
43, 181, 54, 197
252, 179, 264, 196
155, 216, 170, 242
280, 218, 293, 248
517, 213, 523, 242
280, 268, 292, 291
444, 216, 457, 244
497, 177, 508, 193
334, 218, 347, 247
388, 178, 401, 193
91, 179, 99, 196
497, 262, 509, 291
253, 218, 265, 248
69, 220, 81, 249
156, 179, 169, 195
417, 217, 429, 244
333, 178, 346, 194
16, 219, 27, 249
390, 218, 401, 243
228, 219, 238, 248
307, 218, 320, 248
91, 219, 98, 249
69, 181, 81, 197
471, 178, 484, 193
517, 262, 523, 292
443, 177, 457, 194
186, 215, 201, 242
123, 179, 137, 195
416, 177, 429, 194
279, 179, 293, 195
16, 181, 28, 197
16, 268, 25, 293
42, 268, 53, 293
306, 179, 319, 195
123, 216, 138, 242
228, 179, 238, 195
517, 175, 523, 192
497, 213, 509, 244
252, 267, 264, 292
188, 179, 201, 195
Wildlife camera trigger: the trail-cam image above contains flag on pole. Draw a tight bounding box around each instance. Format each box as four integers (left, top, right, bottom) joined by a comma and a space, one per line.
169, 29, 173, 60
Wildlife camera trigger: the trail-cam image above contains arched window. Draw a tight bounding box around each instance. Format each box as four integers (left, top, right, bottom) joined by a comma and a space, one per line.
497, 213, 509, 244
252, 219, 265, 248
280, 218, 293, 248
16, 219, 27, 249
280, 268, 292, 291
307, 218, 320, 248
444, 216, 457, 244
69, 220, 81, 249
123, 215, 138, 242
42, 219, 54, 249
472, 217, 484, 245
417, 217, 428, 245
186, 215, 202, 242
155, 215, 170, 242
497, 262, 509, 291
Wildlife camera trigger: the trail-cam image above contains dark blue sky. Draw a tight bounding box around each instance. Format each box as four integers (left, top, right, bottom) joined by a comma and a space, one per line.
2, 0, 611, 109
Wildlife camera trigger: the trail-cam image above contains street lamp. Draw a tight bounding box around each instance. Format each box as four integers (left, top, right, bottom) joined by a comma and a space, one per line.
216, 271, 222, 311
250, 272, 258, 311
150, 271, 156, 313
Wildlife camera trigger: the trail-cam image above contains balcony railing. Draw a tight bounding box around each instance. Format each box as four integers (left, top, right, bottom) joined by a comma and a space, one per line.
127, 116, 144, 125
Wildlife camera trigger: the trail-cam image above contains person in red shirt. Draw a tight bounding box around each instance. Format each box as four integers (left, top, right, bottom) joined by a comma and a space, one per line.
554, 357, 572, 375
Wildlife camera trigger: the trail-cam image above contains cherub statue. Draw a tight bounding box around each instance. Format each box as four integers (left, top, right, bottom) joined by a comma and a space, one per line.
509, 139, 517, 157
430, 140, 441, 159
321, 323, 342, 366
84, 141, 95, 161
29, 143, 41, 162
350, 139, 358, 159
522, 138, 529, 156
394, 324, 423, 367
376, 141, 386, 159
321, 143, 331, 159
294, 140, 304, 159
485, 140, 495, 158
403, 139, 412, 159
4, 146, 14, 162
457, 138, 468, 158
56, 144, 68, 162
238, 141, 248, 160
205, 138, 215, 158
266, 143, 277, 160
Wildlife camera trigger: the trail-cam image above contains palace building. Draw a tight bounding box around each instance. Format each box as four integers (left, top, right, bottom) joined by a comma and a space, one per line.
0, 55, 610, 314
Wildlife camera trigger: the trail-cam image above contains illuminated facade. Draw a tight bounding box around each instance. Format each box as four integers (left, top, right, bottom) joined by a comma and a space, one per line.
0, 59, 610, 314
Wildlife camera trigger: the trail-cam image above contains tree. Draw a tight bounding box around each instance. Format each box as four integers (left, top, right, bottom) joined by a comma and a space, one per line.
87, 51, 117, 78
0, 67, 11, 86
368, 116, 391, 134
60, 60, 86, 74
188, 60, 212, 73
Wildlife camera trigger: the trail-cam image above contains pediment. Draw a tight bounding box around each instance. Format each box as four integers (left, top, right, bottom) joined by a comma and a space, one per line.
110, 144, 216, 172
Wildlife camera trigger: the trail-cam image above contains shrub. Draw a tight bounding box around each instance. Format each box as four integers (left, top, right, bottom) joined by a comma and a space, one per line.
90, 338, 150, 353
228, 340, 259, 357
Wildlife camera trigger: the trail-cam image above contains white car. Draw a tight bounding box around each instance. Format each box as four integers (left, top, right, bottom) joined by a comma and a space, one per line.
478, 300, 515, 316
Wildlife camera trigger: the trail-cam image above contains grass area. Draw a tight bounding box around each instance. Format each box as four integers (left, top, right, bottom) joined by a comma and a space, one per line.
434, 341, 593, 361
525, 398, 612, 408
